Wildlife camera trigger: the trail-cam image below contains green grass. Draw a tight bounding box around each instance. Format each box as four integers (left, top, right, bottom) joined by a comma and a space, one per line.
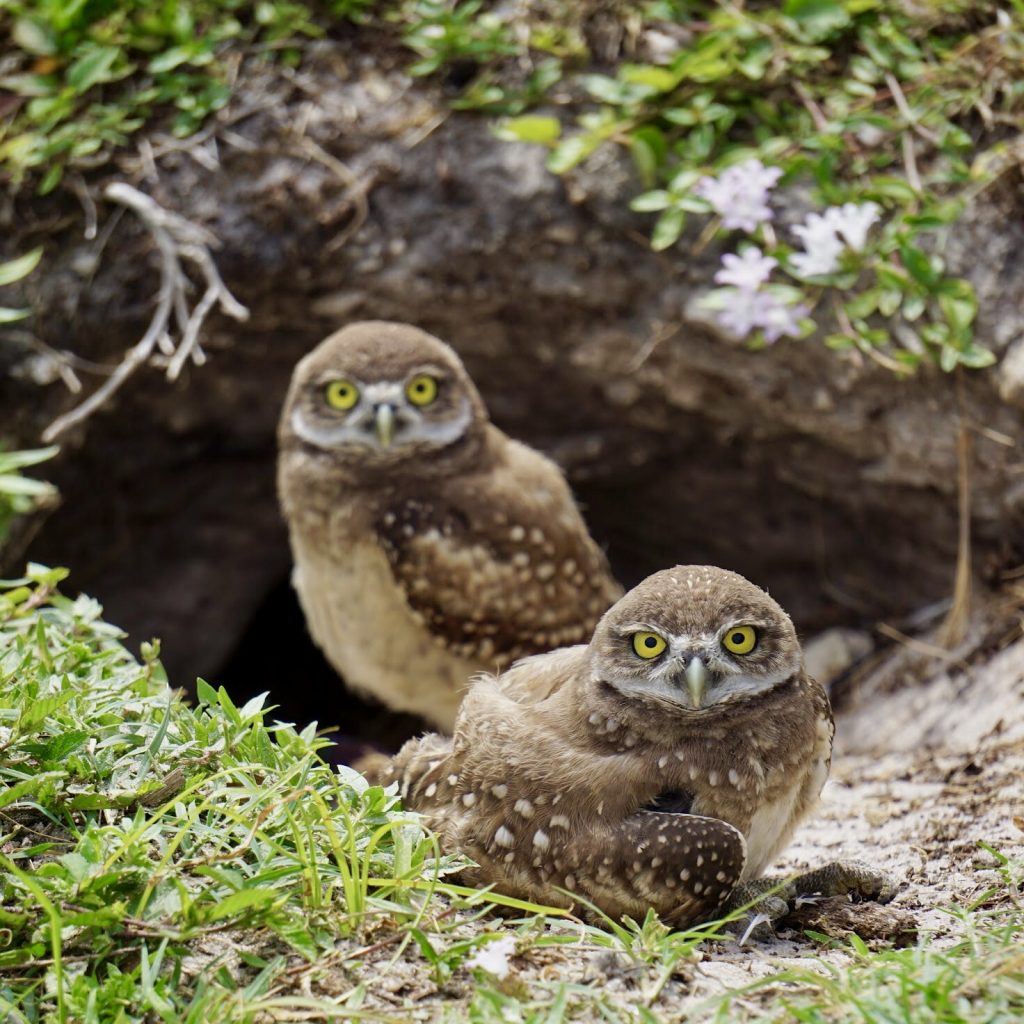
0, 566, 1021, 1022
0, 447, 57, 547
0, 563, 487, 1020
716, 893, 1024, 1022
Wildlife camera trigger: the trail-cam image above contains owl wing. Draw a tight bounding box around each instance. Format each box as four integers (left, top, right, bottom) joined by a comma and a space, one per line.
376, 435, 622, 673
568, 812, 747, 927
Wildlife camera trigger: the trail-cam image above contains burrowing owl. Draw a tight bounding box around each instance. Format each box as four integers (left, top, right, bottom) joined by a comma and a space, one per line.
277, 321, 622, 730
380, 565, 893, 927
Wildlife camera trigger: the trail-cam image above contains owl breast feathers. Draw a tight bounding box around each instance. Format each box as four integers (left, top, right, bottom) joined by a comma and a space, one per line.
378, 565, 834, 926
277, 321, 622, 730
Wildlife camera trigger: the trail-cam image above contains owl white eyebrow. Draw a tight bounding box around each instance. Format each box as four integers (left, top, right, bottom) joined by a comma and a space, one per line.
717, 621, 769, 636
362, 381, 404, 404
291, 408, 360, 449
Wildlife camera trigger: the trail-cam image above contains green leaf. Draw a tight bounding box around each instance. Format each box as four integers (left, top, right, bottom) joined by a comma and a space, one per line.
686, 123, 715, 162
902, 294, 926, 321
651, 207, 685, 251
38, 163, 63, 195
0, 773, 63, 810
939, 292, 977, 333
844, 289, 879, 319
0, 446, 58, 472
195, 678, 218, 706
580, 74, 629, 104
825, 333, 856, 350
673, 39, 731, 83
0, 474, 54, 497
149, 46, 204, 75
735, 39, 773, 80
546, 135, 597, 174
662, 107, 697, 127
899, 244, 938, 288
17, 691, 75, 733
630, 190, 672, 213
619, 64, 677, 92
494, 115, 561, 144
875, 264, 908, 290
0, 248, 43, 286
878, 289, 902, 316
957, 345, 996, 369
869, 176, 918, 202
630, 127, 665, 188
13, 19, 56, 57
783, 0, 851, 40
66, 46, 121, 93
22, 730, 89, 763
0, 73, 58, 98
204, 889, 278, 922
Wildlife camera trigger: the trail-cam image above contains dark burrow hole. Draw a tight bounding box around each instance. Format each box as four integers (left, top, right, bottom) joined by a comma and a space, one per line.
215, 577, 430, 764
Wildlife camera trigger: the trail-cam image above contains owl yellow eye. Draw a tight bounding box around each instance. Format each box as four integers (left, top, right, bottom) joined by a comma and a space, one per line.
632, 632, 668, 659
325, 379, 359, 411
722, 625, 757, 655
406, 374, 439, 407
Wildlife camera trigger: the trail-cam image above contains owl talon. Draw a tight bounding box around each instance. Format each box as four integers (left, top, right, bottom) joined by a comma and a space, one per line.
724, 896, 791, 943
786, 860, 899, 905
721, 882, 790, 942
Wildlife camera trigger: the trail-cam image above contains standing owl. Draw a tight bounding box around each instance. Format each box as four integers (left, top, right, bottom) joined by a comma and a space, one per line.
381, 565, 893, 927
277, 321, 622, 730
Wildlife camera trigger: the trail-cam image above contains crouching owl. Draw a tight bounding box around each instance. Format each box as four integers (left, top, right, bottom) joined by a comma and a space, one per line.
277, 321, 622, 731
379, 565, 894, 927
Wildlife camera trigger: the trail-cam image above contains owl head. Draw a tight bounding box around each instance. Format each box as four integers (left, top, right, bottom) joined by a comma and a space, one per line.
587, 565, 803, 712
279, 321, 488, 477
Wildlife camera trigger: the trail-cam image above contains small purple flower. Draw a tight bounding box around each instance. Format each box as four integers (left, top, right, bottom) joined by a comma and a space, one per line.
714, 247, 777, 291
694, 159, 783, 233
717, 289, 770, 336
714, 288, 806, 343
759, 297, 809, 342
789, 241, 843, 278
790, 202, 881, 277
830, 201, 881, 251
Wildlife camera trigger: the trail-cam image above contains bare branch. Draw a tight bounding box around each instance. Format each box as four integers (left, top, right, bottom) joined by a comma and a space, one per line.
42, 184, 249, 443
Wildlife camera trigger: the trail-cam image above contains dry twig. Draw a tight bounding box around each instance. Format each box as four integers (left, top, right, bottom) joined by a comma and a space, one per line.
42, 183, 249, 443
938, 375, 973, 648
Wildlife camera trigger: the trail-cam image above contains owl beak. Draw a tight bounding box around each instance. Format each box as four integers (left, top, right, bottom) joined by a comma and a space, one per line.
685, 656, 708, 709
374, 404, 396, 448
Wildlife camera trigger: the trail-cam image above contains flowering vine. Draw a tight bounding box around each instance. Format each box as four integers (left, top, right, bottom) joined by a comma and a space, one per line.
495, 4, 1015, 374
674, 159, 884, 348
